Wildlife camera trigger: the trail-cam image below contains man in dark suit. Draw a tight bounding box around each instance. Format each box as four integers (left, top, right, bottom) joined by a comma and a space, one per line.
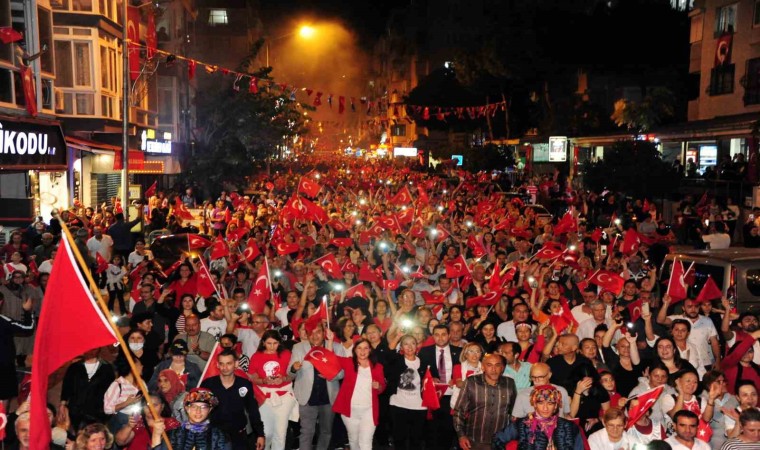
418, 324, 462, 449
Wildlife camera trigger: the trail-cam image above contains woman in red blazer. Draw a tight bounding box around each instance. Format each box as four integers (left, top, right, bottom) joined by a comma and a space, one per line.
332, 338, 386, 450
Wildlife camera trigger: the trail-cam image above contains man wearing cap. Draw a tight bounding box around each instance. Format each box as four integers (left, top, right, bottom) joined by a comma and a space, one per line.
201, 349, 265, 450
493, 384, 584, 450
148, 340, 201, 391
151, 387, 236, 450
289, 321, 343, 450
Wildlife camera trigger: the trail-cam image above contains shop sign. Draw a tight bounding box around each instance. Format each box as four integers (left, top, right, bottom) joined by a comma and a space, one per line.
0, 118, 67, 169
549, 136, 568, 162
141, 129, 172, 154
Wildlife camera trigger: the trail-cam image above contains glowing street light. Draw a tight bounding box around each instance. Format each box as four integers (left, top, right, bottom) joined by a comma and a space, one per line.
299, 25, 316, 39
267, 24, 318, 67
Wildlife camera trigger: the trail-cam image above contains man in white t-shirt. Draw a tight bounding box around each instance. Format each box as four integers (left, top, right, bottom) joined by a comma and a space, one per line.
86, 226, 113, 261
665, 410, 710, 450
200, 298, 227, 340
657, 295, 721, 370
571, 288, 598, 325
275, 291, 299, 328
701, 222, 731, 249
497, 303, 532, 342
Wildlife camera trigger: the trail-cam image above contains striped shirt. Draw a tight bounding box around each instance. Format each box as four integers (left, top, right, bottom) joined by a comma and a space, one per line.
453, 374, 517, 444
719, 438, 760, 450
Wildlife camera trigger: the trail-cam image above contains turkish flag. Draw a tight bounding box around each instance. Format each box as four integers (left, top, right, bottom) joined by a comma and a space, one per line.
21, 65, 37, 117
410, 220, 426, 239
283, 196, 308, 220
627, 299, 643, 323
298, 177, 322, 198
382, 279, 401, 291
210, 239, 229, 260
159, 259, 183, 279
198, 342, 249, 387
476, 201, 496, 215
314, 253, 343, 279
300, 197, 330, 224
358, 262, 382, 283
174, 199, 195, 220
227, 227, 250, 243
0, 26, 22, 44
344, 283, 367, 299
625, 385, 664, 428
488, 260, 502, 291
144, 180, 157, 198
435, 224, 451, 242
417, 185, 430, 206
553, 211, 578, 235
697, 419, 713, 443
620, 228, 641, 255
96, 252, 109, 274
396, 208, 415, 225
341, 260, 359, 274
590, 228, 603, 243
304, 303, 329, 334
187, 233, 212, 249
127, 6, 141, 80
421, 367, 441, 411
534, 246, 563, 261
466, 291, 501, 309
275, 242, 300, 256
327, 219, 350, 232
247, 258, 272, 313
0, 402, 6, 440
695, 275, 723, 304
445, 255, 470, 278
390, 186, 413, 205
242, 239, 261, 262
467, 235, 487, 259
588, 269, 625, 296
196, 259, 218, 297
666, 260, 690, 302
305, 346, 342, 380
421, 291, 446, 305
31, 237, 118, 449
329, 238, 353, 248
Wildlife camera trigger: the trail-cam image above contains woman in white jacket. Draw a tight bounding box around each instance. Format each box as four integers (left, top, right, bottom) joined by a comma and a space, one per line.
587, 408, 632, 450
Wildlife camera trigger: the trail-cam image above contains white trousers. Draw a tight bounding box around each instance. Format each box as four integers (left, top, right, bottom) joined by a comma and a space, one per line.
259, 392, 298, 450
341, 405, 375, 450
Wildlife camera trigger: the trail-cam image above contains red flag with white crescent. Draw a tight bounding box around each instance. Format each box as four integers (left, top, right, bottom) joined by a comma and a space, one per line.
247, 258, 271, 313
389, 186, 414, 205
298, 177, 323, 198
587, 269, 625, 296
626, 385, 664, 428
344, 283, 367, 298
314, 253, 344, 279
275, 242, 300, 256
196, 259, 218, 298
465, 291, 500, 309
444, 255, 470, 279
243, 239, 261, 262
210, 239, 230, 260
187, 234, 212, 249
304, 346, 342, 380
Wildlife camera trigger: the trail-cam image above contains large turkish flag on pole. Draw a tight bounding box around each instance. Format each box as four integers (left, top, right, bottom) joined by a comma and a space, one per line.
31, 236, 118, 449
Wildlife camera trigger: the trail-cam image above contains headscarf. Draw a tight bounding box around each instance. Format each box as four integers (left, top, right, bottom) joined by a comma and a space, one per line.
159, 369, 185, 405
528, 385, 562, 449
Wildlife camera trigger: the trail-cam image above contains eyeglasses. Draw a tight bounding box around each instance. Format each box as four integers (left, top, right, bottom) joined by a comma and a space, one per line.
187, 404, 210, 411
530, 373, 549, 380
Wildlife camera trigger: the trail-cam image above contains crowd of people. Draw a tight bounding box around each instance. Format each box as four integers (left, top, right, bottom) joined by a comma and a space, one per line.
1, 156, 760, 450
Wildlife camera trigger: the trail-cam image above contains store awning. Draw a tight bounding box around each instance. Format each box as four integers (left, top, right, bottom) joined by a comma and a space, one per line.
66, 136, 122, 155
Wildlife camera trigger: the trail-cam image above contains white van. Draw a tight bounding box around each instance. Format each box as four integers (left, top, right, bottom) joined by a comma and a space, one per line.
660, 249, 760, 313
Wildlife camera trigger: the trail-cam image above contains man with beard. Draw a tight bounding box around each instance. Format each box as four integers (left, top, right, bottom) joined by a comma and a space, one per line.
658, 295, 722, 372
0, 271, 41, 367
721, 298, 760, 364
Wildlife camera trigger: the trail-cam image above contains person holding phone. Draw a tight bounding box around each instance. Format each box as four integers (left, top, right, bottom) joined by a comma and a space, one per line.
103, 354, 144, 433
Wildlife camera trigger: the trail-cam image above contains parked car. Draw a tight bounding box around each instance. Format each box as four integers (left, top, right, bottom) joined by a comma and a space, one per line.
660, 249, 760, 313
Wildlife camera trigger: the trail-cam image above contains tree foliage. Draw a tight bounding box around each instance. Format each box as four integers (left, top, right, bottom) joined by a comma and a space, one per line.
181, 42, 306, 193
610, 87, 676, 132
583, 140, 681, 199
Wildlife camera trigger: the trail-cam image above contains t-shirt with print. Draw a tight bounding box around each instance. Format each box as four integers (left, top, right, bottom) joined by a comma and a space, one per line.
249, 350, 292, 388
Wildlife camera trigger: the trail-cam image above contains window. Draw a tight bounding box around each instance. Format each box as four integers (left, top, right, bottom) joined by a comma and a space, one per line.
747, 269, 760, 296
208, 9, 228, 26
72, 0, 93, 12
687, 72, 700, 101
715, 3, 737, 36
54, 37, 95, 115
690, 12, 703, 43
744, 58, 760, 105
391, 124, 406, 137
38, 7, 55, 74
710, 64, 735, 95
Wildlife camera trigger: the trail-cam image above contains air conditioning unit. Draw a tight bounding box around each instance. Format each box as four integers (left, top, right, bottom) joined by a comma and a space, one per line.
54, 88, 65, 112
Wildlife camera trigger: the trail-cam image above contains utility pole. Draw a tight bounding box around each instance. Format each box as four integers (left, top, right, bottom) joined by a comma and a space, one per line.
121, 0, 130, 220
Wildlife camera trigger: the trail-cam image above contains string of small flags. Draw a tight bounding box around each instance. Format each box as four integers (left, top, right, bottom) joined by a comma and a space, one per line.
130, 42, 507, 121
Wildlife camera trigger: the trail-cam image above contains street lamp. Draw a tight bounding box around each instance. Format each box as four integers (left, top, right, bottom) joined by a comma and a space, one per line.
121, 0, 154, 220
266, 25, 317, 67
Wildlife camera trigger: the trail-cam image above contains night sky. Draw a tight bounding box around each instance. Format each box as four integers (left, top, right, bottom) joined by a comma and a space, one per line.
259, 0, 409, 45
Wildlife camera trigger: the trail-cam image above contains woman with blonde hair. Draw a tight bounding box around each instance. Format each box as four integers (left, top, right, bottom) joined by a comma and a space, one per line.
76, 422, 114, 450
450, 342, 484, 408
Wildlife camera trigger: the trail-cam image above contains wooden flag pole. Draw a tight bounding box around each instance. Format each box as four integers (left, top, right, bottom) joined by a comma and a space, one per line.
59, 222, 173, 450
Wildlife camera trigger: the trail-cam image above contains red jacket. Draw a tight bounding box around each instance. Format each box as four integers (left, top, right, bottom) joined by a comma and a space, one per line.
723, 331, 760, 394
332, 357, 386, 425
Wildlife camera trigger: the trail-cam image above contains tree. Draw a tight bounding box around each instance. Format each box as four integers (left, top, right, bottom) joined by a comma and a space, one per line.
610, 87, 676, 132
583, 140, 681, 199
181, 42, 306, 193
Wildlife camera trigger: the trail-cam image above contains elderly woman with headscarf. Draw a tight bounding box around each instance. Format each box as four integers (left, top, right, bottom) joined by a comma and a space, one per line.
493, 385, 584, 450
